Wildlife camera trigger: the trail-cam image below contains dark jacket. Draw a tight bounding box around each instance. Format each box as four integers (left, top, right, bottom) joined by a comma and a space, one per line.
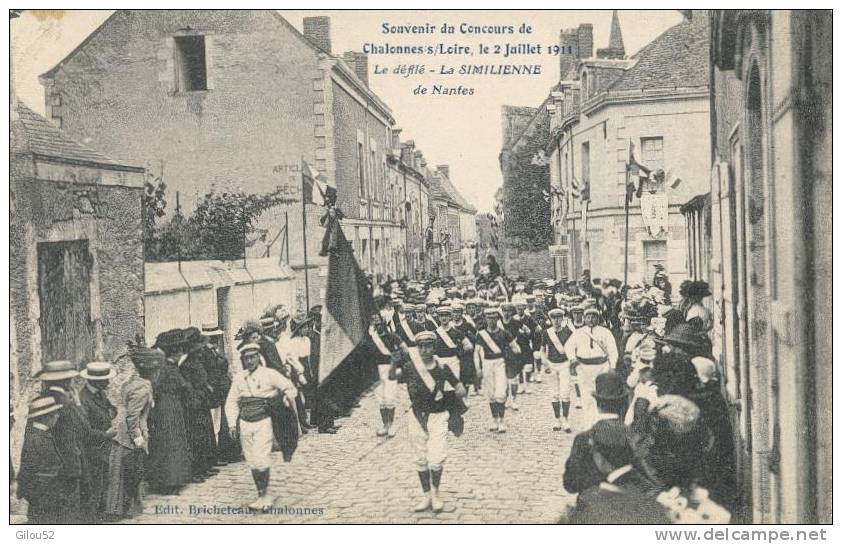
563, 417, 626, 494
565, 467, 669, 524
17, 422, 81, 524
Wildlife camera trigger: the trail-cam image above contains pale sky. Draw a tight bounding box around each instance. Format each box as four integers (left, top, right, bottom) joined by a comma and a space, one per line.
10, 10, 683, 212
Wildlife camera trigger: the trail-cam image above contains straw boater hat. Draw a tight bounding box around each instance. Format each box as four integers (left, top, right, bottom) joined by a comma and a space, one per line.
36, 360, 79, 382
80, 361, 116, 381
201, 322, 224, 337
414, 331, 437, 344
27, 395, 64, 420
238, 343, 261, 358
548, 308, 566, 318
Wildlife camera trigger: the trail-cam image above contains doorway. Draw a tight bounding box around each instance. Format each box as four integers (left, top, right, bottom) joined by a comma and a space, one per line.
37, 240, 95, 367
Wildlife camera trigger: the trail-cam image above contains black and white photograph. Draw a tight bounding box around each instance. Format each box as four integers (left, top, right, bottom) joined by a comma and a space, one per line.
7, 6, 833, 531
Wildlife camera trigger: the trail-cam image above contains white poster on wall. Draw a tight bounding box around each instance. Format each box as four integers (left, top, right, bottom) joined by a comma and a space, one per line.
640, 193, 668, 237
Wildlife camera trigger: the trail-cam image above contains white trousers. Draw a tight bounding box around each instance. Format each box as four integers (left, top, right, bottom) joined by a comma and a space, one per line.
374, 365, 398, 408
211, 407, 222, 436
239, 417, 274, 471
408, 410, 449, 471
482, 358, 508, 404
547, 361, 574, 402
576, 362, 610, 427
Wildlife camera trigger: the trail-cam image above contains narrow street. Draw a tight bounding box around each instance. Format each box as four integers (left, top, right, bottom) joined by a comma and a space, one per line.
125, 379, 580, 524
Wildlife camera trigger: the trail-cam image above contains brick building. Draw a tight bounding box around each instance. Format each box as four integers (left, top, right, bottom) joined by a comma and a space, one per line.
545, 11, 711, 285
10, 102, 145, 393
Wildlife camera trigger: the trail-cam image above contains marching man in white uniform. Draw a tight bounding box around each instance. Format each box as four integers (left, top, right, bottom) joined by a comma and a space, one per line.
541, 308, 576, 432
564, 307, 619, 428
226, 344, 298, 511
475, 307, 521, 433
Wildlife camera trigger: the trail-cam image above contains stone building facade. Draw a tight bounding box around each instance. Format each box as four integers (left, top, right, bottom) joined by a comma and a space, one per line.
546, 11, 711, 286
10, 103, 145, 391
701, 10, 831, 524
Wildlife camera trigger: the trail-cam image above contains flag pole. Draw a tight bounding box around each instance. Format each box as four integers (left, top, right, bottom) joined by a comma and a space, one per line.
624, 164, 630, 286
301, 161, 311, 312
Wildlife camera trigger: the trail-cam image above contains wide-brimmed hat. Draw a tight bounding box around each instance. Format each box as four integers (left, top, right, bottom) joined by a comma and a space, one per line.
592, 371, 626, 401
201, 322, 224, 337
36, 360, 79, 382
80, 361, 116, 381
153, 328, 186, 349
27, 395, 64, 420
129, 346, 165, 371
653, 323, 707, 350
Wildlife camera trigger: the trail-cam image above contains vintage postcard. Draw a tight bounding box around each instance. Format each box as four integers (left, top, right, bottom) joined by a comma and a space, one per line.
8, 7, 832, 529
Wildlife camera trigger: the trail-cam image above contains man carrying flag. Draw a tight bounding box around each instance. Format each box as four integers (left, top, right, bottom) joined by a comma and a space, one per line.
317, 194, 380, 423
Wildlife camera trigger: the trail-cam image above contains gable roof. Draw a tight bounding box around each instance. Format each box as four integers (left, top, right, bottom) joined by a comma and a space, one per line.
13, 102, 141, 170
608, 14, 709, 92
430, 172, 476, 213
40, 10, 324, 81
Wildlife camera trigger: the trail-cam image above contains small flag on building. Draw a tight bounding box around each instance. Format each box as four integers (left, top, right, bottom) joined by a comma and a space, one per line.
302, 160, 336, 207
317, 219, 379, 414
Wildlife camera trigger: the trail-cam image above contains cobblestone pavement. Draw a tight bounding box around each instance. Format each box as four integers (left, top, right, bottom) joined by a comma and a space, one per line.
13, 375, 585, 524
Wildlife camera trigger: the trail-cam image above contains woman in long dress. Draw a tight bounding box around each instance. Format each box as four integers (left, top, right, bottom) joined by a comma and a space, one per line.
146, 356, 192, 494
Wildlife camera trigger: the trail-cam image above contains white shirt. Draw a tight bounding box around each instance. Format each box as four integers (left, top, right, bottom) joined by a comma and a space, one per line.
275, 331, 306, 375
565, 325, 619, 367
225, 365, 297, 424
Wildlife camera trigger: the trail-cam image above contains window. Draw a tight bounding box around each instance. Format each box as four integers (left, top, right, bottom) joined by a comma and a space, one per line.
642, 240, 667, 283
174, 35, 208, 92
581, 72, 588, 101
358, 143, 366, 197
581, 141, 591, 200
640, 137, 664, 172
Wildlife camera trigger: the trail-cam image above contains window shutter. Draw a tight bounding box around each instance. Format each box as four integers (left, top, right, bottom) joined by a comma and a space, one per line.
157, 37, 176, 93
204, 34, 215, 90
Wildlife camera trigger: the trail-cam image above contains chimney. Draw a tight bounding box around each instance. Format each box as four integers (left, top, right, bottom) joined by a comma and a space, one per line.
558, 28, 579, 80
437, 165, 450, 179
303, 16, 331, 54
343, 51, 369, 86
577, 23, 593, 60
391, 128, 402, 150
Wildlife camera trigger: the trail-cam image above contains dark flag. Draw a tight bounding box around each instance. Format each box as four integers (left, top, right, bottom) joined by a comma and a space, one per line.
317, 218, 379, 414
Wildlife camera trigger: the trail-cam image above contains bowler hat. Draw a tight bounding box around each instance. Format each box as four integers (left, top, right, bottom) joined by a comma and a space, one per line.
80, 361, 116, 381
27, 395, 64, 420
36, 360, 79, 382
592, 371, 626, 401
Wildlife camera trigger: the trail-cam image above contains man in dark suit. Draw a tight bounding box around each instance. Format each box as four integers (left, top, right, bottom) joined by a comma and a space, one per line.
17, 396, 80, 524
563, 371, 628, 494
78, 362, 118, 522
564, 418, 667, 524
